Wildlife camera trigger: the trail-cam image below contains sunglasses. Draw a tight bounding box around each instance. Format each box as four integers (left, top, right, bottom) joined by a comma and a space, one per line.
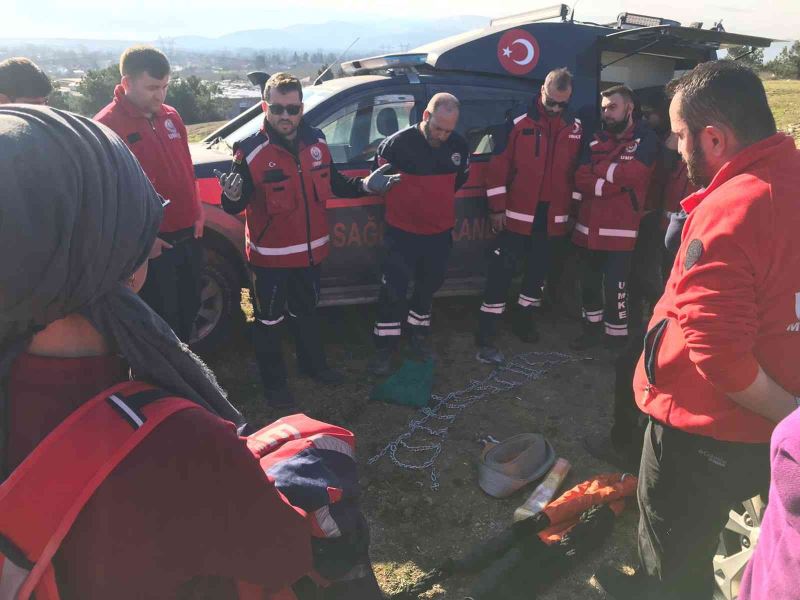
268, 103, 302, 116
543, 96, 569, 109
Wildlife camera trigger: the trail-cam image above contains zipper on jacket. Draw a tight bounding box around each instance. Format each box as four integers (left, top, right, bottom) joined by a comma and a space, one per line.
535, 129, 541, 157
295, 157, 315, 266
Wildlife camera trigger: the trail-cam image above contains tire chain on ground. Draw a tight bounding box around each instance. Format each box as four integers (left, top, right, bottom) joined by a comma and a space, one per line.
368, 352, 578, 490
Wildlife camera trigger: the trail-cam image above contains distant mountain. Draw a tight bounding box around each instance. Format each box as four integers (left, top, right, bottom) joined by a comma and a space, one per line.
171, 16, 490, 53
1, 16, 490, 55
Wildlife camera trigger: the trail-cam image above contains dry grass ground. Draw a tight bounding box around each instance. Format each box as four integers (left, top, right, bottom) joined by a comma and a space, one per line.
764, 79, 800, 142
206, 298, 636, 600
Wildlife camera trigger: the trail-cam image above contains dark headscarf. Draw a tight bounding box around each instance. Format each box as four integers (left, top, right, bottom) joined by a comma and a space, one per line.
0, 106, 244, 475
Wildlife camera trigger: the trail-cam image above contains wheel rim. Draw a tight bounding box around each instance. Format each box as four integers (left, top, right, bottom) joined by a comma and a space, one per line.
191, 273, 224, 344
713, 496, 763, 600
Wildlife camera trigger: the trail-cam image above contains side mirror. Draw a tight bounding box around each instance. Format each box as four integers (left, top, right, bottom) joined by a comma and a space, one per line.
247, 72, 271, 94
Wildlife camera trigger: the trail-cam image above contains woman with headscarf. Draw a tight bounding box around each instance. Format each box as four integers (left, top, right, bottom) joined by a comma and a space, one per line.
0, 106, 313, 598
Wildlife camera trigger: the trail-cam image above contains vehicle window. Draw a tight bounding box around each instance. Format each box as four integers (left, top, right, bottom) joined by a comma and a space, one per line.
427, 85, 537, 156
222, 85, 338, 147
318, 93, 417, 164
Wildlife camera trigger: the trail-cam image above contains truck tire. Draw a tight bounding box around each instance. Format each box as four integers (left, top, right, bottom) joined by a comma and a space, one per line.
190, 247, 245, 355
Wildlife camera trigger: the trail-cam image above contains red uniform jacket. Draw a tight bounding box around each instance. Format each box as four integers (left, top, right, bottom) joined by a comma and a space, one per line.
645, 146, 698, 217
221, 122, 363, 269
572, 120, 658, 251
95, 85, 199, 233
484, 97, 583, 236
634, 134, 800, 443
374, 125, 470, 235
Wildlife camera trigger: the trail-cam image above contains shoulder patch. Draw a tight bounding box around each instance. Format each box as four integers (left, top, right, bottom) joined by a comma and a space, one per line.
684, 239, 704, 270
513, 114, 527, 125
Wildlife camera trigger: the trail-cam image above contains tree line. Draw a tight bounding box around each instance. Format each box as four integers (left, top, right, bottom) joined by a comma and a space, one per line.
49, 65, 225, 124
725, 42, 800, 79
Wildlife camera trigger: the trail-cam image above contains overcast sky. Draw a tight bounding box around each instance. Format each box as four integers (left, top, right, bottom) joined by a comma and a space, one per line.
3, 0, 797, 42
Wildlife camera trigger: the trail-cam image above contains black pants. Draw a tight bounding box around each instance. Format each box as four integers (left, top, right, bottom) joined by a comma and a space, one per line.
611, 335, 647, 458
636, 419, 770, 599
139, 230, 204, 342
628, 211, 667, 331
250, 264, 327, 391
477, 222, 569, 346
373, 225, 452, 349
578, 246, 632, 338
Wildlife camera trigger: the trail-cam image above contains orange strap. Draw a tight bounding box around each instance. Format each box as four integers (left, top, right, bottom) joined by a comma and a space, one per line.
0, 381, 198, 600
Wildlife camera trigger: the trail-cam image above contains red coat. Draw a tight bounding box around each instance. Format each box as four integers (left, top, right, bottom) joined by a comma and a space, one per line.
374, 125, 470, 235
95, 85, 199, 233
572, 121, 658, 251
484, 98, 583, 236
634, 134, 800, 443
645, 147, 698, 217
227, 124, 336, 269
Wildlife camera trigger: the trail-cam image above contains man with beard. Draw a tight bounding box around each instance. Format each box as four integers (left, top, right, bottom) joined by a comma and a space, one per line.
595, 60, 800, 600
475, 68, 583, 365
585, 92, 700, 469
219, 73, 397, 408
96, 47, 205, 343
571, 85, 658, 350
368, 93, 469, 374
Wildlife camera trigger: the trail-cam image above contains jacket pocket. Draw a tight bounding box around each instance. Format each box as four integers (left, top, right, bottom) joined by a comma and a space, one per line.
264, 175, 296, 215
310, 164, 331, 205
643, 318, 669, 386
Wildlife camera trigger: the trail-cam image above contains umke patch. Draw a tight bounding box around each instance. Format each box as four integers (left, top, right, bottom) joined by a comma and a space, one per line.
684, 239, 704, 270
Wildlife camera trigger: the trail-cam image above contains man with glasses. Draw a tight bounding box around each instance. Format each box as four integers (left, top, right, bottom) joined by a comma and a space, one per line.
96, 46, 205, 343
219, 72, 398, 408
476, 68, 583, 364
0, 57, 52, 105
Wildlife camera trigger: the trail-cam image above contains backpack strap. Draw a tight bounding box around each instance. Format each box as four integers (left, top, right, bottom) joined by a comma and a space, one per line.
0, 380, 199, 600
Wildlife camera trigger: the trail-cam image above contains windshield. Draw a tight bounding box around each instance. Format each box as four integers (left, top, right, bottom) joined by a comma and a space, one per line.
221, 85, 339, 147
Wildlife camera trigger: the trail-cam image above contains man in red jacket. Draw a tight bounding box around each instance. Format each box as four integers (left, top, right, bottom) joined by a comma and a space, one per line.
219, 73, 396, 407
95, 46, 205, 342
476, 68, 583, 364
596, 61, 800, 600
367, 93, 469, 374
571, 85, 658, 350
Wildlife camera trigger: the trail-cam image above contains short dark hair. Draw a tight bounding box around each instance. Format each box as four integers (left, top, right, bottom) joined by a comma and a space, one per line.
601, 84, 635, 106
263, 72, 303, 102
670, 60, 776, 146
120, 46, 170, 80
0, 57, 52, 99
545, 67, 573, 92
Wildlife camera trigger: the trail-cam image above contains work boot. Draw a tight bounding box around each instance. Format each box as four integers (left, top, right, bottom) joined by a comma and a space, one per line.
367, 347, 394, 376
583, 433, 639, 473
265, 384, 295, 410
569, 322, 603, 351
409, 333, 436, 362
311, 367, 346, 386
514, 310, 540, 343
476, 345, 506, 365
604, 334, 629, 353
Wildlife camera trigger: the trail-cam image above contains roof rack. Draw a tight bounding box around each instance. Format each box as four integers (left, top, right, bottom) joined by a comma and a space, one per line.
341, 53, 429, 75
490, 4, 569, 28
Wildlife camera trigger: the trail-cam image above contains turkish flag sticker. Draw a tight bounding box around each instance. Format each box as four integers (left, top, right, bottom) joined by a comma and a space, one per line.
497, 29, 541, 75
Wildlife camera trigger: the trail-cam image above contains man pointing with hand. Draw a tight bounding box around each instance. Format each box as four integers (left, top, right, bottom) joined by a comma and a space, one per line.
220, 72, 398, 409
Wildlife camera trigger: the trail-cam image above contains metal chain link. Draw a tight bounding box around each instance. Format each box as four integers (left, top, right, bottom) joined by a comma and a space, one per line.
368, 351, 577, 490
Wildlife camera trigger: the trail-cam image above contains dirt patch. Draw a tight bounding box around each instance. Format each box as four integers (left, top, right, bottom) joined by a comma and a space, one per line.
207, 297, 640, 599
